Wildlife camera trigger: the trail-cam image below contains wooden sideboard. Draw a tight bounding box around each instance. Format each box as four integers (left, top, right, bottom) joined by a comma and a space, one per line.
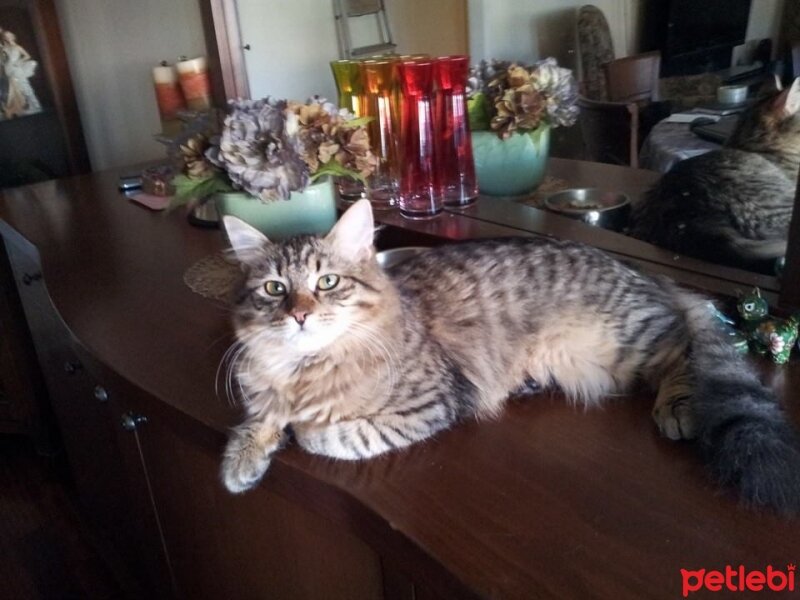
1, 160, 799, 599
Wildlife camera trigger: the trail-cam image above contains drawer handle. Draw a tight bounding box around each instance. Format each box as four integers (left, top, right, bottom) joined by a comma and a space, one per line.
64, 361, 82, 375
22, 272, 42, 285
93, 385, 109, 402
121, 411, 148, 432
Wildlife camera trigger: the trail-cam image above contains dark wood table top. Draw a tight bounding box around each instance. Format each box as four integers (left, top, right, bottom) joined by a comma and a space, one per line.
1, 159, 798, 599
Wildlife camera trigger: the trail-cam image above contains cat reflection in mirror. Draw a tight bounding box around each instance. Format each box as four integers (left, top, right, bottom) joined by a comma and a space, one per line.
220, 200, 800, 514
630, 77, 800, 274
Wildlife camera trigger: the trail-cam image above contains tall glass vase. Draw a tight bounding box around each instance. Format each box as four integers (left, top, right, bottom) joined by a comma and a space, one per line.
360, 59, 400, 210
397, 59, 440, 219
434, 55, 477, 208
330, 59, 367, 201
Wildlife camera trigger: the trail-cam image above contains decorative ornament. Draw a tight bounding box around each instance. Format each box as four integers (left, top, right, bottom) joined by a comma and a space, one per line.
736, 288, 799, 365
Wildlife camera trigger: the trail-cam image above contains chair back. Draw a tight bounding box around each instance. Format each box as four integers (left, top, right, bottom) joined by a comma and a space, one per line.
577, 96, 639, 168
576, 5, 615, 100
791, 42, 800, 79
603, 51, 661, 104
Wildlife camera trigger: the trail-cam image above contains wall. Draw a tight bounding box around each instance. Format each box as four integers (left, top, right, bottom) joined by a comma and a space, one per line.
55, 0, 206, 171
467, 0, 639, 71
237, 0, 467, 103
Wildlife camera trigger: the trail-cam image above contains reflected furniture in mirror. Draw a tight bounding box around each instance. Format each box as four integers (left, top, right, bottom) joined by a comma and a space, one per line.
577, 97, 639, 168
603, 50, 661, 103
575, 4, 615, 100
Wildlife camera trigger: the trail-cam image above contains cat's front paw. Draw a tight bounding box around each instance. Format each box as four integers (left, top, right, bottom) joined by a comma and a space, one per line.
220, 434, 272, 493
653, 397, 695, 440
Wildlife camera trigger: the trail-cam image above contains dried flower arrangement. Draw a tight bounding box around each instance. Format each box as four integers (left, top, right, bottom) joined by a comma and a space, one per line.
466, 58, 579, 139
172, 96, 377, 204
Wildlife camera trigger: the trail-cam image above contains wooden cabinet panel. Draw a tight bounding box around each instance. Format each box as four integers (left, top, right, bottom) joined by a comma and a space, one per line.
3, 236, 165, 597
0, 238, 50, 442
113, 386, 385, 600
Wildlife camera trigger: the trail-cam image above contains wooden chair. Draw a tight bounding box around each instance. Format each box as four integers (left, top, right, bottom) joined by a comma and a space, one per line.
791, 42, 800, 79
602, 51, 661, 104
577, 96, 639, 168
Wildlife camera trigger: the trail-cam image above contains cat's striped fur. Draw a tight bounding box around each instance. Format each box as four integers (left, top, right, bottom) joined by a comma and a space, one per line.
629, 78, 800, 274
221, 200, 800, 513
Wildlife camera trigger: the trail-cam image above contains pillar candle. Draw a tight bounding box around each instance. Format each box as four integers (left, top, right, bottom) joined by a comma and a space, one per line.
152, 63, 186, 120
176, 56, 212, 111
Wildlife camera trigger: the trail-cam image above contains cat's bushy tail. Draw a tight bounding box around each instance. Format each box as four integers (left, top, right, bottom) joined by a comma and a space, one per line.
677, 289, 800, 514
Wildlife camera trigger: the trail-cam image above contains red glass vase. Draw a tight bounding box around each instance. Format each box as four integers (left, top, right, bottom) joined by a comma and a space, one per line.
397, 60, 441, 219
434, 55, 477, 208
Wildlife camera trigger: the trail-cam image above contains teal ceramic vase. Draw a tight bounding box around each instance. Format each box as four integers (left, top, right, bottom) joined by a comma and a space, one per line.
471, 126, 551, 196
215, 178, 337, 240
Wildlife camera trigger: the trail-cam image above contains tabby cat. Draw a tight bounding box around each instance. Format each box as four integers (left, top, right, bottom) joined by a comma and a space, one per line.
220, 200, 800, 513
629, 78, 800, 274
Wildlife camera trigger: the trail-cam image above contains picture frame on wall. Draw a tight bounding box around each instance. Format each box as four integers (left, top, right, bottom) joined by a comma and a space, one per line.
0, 3, 47, 120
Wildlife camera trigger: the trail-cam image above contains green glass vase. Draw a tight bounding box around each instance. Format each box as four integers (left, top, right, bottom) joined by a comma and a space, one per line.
471, 125, 551, 196
215, 178, 337, 241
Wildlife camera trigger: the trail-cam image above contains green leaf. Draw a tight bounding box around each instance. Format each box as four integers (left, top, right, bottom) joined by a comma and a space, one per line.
468, 93, 491, 131
169, 173, 233, 210
340, 116, 375, 129
310, 160, 366, 184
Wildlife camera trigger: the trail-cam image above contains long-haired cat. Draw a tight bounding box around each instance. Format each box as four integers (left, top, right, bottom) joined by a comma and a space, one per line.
220, 200, 800, 513
629, 78, 800, 274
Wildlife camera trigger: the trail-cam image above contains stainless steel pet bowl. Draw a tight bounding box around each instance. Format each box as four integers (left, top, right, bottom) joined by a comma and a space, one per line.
376, 247, 428, 269
544, 188, 630, 231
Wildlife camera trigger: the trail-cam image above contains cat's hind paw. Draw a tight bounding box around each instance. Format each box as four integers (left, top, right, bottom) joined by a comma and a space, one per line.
652, 397, 696, 441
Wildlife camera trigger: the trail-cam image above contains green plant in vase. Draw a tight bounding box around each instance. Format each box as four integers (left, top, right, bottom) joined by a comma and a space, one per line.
172, 97, 376, 239
467, 58, 579, 196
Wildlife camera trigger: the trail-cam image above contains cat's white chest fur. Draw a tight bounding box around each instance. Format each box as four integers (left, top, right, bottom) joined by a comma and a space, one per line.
240, 348, 387, 425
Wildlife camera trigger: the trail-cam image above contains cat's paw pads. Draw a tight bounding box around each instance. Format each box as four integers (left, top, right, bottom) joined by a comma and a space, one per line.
220, 438, 271, 493
653, 398, 695, 441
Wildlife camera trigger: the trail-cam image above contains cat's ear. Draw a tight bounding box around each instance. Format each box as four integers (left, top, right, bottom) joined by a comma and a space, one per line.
222, 216, 270, 265
325, 198, 375, 261
772, 77, 800, 118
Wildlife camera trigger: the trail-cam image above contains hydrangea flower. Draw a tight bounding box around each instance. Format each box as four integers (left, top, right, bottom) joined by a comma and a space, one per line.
201, 96, 376, 202
467, 58, 579, 138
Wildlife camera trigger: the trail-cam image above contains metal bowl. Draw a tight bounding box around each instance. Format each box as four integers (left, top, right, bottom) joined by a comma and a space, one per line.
376, 247, 428, 269
544, 188, 630, 231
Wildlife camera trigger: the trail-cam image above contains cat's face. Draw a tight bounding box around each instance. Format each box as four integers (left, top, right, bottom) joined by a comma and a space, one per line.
225, 200, 387, 355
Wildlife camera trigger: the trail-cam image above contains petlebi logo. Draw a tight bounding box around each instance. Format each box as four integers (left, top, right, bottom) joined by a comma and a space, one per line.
681, 564, 796, 597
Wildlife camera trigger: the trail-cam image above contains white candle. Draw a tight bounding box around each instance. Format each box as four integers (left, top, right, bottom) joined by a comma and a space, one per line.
176, 56, 211, 110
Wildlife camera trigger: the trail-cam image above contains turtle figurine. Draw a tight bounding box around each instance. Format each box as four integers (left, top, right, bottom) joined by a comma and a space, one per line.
736, 288, 799, 364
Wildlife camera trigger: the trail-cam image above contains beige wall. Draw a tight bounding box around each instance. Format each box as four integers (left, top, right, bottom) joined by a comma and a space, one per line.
56, 0, 206, 171
389, 0, 468, 57
238, 0, 468, 103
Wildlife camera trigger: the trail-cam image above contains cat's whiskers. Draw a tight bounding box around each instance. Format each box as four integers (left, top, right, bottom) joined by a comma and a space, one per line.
217, 328, 271, 407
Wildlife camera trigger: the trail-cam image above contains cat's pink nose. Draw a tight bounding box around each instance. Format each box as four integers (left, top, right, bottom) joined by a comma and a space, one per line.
291, 310, 308, 325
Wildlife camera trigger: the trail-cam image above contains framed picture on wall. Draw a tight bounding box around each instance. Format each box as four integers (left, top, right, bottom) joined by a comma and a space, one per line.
0, 3, 48, 120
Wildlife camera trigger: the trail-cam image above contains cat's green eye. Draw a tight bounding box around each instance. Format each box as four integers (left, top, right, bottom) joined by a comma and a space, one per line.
317, 274, 340, 291
264, 280, 286, 296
